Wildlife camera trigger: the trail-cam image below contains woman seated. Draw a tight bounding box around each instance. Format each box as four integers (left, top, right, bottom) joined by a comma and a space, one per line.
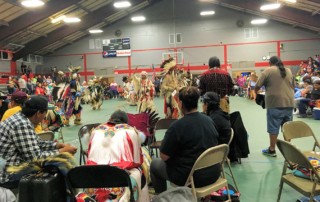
294, 76, 313, 114
202, 91, 231, 145
298, 79, 320, 118
84, 110, 150, 202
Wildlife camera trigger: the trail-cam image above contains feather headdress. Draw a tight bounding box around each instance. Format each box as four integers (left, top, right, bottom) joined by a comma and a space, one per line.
160, 58, 177, 75
7, 152, 76, 176
68, 65, 81, 74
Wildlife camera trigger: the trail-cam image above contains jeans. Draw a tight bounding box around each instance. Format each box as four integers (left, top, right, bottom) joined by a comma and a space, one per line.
298, 98, 311, 115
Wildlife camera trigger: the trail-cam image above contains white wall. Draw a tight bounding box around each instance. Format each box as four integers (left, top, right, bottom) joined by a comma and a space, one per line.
43, 0, 320, 83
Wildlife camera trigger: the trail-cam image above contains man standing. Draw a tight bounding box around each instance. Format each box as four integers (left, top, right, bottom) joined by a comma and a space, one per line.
255, 56, 294, 157
160, 58, 180, 118
64, 73, 82, 125
199, 56, 234, 113
133, 70, 155, 113
0, 96, 77, 189
150, 86, 220, 194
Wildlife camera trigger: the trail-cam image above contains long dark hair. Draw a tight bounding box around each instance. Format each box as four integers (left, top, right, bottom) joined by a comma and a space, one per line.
269, 56, 286, 78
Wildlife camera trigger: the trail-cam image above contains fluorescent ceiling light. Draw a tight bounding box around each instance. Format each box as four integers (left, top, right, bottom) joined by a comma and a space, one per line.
89, 29, 103, 34
200, 11, 215, 16
284, 0, 296, 3
51, 15, 66, 24
251, 18, 268, 25
114, 1, 131, 8
21, 0, 44, 8
63, 17, 81, 23
131, 16, 145, 22
260, 3, 281, 11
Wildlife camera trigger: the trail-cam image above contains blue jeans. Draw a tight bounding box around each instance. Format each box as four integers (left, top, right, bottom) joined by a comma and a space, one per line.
298, 98, 311, 115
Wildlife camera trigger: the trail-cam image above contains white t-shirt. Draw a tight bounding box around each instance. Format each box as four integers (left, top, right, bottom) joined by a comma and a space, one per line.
18, 78, 26, 89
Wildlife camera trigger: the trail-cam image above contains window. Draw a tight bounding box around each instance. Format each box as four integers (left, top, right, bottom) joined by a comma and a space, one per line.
176, 33, 182, 43
35, 55, 43, 64
169, 33, 175, 44
244, 27, 259, 39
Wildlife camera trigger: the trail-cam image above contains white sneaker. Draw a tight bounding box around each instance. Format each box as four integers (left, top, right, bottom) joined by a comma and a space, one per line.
293, 109, 299, 115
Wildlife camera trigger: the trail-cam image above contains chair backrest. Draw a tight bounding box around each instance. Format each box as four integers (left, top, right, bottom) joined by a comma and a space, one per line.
78, 123, 101, 150
227, 128, 234, 146
78, 123, 100, 141
127, 113, 150, 136
282, 121, 316, 141
67, 165, 134, 202
155, 118, 177, 130
276, 139, 320, 179
38, 131, 54, 141
186, 144, 229, 185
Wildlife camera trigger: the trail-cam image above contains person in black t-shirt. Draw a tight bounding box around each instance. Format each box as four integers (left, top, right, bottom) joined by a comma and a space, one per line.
150, 86, 220, 194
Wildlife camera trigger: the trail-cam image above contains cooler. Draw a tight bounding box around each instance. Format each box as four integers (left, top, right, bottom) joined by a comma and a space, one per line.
313, 108, 320, 120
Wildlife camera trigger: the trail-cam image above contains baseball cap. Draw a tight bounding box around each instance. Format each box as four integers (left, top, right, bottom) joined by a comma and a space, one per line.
203, 91, 220, 105
23, 96, 48, 111
11, 91, 27, 104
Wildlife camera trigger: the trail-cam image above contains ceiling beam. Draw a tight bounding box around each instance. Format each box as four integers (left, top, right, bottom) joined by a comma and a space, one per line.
76, 3, 91, 14
217, 0, 320, 31
308, 0, 320, 4
26, 29, 47, 37
60, 39, 73, 45
0, 20, 9, 27
312, 9, 320, 16
0, 0, 80, 42
13, 0, 150, 61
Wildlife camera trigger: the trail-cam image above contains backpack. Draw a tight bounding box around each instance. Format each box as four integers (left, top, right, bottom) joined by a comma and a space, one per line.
210, 184, 240, 202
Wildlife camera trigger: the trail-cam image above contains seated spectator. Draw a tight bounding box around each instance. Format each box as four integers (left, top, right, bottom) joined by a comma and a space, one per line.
18, 76, 26, 92
117, 85, 124, 98
0, 92, 44, 134
6, 76, 15, 94
0, 96, 77, 189
150, 86, 220, 194
202, 91, 231, 145
294, 76, 313, 114
86, 110, 149, 201
1, 91, 28, 122
35, 82, 46, 95
298, 79, 320, 118
87, 109, 145, 168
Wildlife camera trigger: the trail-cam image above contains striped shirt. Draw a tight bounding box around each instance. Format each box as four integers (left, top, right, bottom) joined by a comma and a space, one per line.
0, 112, 58, 183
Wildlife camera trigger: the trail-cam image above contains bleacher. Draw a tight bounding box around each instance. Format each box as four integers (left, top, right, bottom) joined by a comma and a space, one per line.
0, 78, 8, 94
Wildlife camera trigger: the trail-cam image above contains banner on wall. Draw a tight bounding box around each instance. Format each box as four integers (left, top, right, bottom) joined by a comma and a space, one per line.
102, 37, 131, 58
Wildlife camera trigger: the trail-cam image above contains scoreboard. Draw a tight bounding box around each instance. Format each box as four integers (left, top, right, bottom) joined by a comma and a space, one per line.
102, 38, 131, 58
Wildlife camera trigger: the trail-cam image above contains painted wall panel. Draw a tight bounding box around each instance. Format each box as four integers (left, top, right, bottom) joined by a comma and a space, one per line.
42, 0, 320, 83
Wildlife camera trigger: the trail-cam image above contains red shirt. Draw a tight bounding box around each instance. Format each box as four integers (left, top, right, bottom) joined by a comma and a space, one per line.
35, 87, 45, 95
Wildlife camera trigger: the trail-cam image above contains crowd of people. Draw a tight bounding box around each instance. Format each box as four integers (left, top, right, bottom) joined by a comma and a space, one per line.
0, 54, 319, 201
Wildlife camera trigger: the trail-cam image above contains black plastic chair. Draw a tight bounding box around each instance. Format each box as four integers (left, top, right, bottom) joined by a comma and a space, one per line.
67, 165, 134, 202
78, 123, 101, 165
149, 118, 177, 157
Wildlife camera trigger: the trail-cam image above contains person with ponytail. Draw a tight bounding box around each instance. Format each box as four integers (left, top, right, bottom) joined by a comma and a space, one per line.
254, 56, 294, 157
